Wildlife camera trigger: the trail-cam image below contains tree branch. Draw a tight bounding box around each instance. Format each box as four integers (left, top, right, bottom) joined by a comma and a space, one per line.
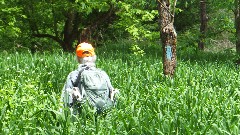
172, 0, 178, 21
32, 33, 63, 45
157, 0, 174, 18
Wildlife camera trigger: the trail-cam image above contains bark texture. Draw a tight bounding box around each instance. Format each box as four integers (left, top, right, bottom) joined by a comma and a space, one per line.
157, 0, 177, 77
235, 0, 240, 53
198, 0, 207, 50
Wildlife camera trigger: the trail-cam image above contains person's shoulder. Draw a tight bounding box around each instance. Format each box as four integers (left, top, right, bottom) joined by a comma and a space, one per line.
96, 68, 108, 75
77, 64, 86, 70
94, 67, 104, 71
67, 65, 83, 76
67, 70, 78, 78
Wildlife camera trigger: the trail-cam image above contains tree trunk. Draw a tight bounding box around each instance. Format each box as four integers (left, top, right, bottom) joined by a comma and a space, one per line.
157, 0, 177, 77
62, 10, 79, 52
79, 28, 91, 43
28, 2, 116, 52
198, 0, 207, 50
235, 0, 240, 53
78, 5, 116, 46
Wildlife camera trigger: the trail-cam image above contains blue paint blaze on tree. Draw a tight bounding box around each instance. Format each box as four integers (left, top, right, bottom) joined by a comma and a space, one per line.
166, 45, 172, 60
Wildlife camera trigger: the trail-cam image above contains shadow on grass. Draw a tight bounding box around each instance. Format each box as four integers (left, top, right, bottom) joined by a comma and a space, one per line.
97, 40, 237, 65
177, 48, 237, 64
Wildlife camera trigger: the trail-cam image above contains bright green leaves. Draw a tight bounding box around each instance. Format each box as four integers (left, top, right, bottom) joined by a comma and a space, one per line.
112, 1, 159, 56
0, 0, 160, 51
74, 1, 111, 14
126, 25, 139, 39
142, 10, 158, 21
211, 0, 235, 10
0, 3, 22, 37
0, 1, 31, 50
114, 1, 158, 41
130, 44, 145, 56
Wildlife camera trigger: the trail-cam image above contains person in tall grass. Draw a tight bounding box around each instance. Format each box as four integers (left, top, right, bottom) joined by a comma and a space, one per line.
60, 42, 119, 115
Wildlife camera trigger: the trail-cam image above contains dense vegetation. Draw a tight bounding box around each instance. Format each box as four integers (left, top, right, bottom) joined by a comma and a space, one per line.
1, 0, 239, 53
0, 41, 239, 134
1, 0, 240, 134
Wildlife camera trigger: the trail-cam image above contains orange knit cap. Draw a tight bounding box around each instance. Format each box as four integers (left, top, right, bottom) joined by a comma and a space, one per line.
76, 42, 95, 58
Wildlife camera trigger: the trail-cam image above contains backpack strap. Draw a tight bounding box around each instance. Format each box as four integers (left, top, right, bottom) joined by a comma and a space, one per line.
73, 66, 90, 87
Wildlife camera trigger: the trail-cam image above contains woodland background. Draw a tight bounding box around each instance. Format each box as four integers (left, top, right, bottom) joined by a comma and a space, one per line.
1, 0, 239, 56
1, 1, 240, 134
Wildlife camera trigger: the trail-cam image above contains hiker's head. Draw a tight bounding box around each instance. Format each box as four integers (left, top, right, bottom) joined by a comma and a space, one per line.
76, 42, 96, 64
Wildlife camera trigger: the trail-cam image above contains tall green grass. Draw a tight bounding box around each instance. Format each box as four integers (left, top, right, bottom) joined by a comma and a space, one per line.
0, 41, 239, 134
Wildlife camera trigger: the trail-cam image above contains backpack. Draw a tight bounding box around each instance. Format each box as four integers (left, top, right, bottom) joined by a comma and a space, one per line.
77, 67, 113, 114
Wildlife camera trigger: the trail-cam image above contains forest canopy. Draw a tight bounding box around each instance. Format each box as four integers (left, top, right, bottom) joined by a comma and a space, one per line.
0, 0, 238, 55
1, 1, 240, 134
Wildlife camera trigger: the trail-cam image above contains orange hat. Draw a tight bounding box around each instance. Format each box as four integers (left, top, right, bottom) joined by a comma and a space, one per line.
76, 42, 95, 58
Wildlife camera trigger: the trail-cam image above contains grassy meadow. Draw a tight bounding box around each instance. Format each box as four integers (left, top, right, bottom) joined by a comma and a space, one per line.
0, 41, 240, 134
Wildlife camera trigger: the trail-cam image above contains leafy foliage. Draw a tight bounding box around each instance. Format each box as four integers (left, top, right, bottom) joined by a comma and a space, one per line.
174, 0, 199, 31
0, 0, 161, 52
0, 0, 23, 49
0, 0, 239, 54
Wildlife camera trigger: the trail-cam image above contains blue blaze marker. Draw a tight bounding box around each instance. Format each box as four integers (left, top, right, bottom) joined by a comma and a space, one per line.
166, 45, 172, 60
